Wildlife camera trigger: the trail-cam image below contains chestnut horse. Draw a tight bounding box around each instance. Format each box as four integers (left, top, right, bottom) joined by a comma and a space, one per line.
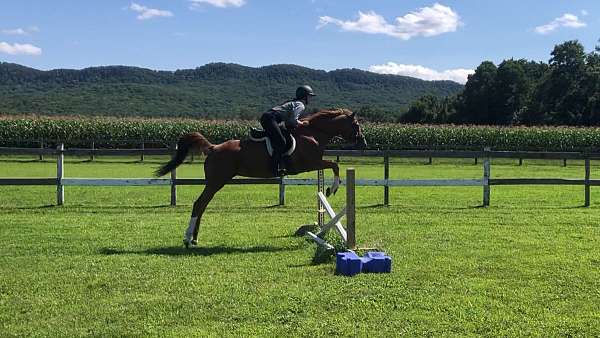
156, 109, 367, 247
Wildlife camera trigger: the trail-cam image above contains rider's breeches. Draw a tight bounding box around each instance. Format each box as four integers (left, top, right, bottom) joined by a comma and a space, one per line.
260, 112, 286, 153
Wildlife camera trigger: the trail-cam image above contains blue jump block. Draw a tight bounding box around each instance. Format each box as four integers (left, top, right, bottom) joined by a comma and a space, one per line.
336, 251, 392, 276
336, 251, 363, 276
361, 252, 392, 273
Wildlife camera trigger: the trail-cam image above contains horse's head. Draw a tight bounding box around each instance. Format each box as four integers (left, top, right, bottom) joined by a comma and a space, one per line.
307, 109, 367, 149
339, 109, 367, 149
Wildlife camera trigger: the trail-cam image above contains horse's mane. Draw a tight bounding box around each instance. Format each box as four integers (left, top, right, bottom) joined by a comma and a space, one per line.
304, 108, 353, 122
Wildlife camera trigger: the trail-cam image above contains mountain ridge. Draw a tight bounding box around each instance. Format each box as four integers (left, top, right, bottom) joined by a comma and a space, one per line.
0, 62, 463, 121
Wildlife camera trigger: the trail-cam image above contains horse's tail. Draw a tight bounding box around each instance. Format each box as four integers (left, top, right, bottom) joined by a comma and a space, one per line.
155, 132, 214, 177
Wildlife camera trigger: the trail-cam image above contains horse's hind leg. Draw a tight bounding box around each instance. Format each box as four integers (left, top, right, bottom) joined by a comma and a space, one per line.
183, 183, 225, 247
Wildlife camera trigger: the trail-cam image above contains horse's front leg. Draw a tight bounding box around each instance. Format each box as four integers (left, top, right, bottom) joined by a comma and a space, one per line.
318, 159, 340, 197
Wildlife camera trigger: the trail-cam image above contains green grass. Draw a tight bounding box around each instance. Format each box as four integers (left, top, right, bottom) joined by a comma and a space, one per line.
1, 156, 599, 337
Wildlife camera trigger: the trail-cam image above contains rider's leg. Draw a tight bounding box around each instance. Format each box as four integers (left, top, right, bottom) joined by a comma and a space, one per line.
260, 113, 287, 146
260, 113, 287, 176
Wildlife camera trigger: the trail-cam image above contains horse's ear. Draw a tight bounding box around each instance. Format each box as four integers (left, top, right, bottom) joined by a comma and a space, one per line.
349, 111, 356, 118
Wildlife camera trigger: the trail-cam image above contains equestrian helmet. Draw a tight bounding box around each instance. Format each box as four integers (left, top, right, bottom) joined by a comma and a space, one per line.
295, 85, 316, 99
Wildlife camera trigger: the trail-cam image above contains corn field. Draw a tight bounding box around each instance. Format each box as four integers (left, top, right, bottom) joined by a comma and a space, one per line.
1, 115, 600, 151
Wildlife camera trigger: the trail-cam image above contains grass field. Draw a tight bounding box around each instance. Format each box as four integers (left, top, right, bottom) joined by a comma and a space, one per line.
1, 156, 599, 337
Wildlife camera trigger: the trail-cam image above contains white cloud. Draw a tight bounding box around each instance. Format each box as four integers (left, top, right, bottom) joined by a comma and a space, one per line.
0, 42, 42, 55
2, 28, 27, 35
2, 26, 39, 35
189, 0, 246, 9
318, 3, 461, 40
130, 3, 173, 20
368, 62, 473, 84
534, 13, 586, 34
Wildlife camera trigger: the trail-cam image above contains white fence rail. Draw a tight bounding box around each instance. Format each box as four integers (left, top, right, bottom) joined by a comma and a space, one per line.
1, 145, 598, 207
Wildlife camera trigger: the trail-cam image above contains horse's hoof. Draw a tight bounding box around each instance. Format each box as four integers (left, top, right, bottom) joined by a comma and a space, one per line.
326, 187, 338, 197
183, 238, 192, 248
191, 239, 198, 246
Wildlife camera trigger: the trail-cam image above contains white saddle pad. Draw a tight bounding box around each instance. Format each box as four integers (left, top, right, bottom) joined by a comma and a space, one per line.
249, 135, 296, 157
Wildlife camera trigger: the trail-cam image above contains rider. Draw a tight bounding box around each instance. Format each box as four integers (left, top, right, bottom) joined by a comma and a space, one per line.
260, 85, 316, 176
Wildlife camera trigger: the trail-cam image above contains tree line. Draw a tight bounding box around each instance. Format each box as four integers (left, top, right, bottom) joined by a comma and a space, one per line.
404, 40, 600, 126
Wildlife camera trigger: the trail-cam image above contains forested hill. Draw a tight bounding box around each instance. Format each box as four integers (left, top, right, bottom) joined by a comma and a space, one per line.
0, 62, 462, 121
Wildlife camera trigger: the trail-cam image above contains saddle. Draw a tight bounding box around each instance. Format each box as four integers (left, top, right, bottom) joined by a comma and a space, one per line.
249, 128, 296, 157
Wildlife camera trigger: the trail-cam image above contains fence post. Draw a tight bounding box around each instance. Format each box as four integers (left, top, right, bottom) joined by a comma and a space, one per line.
427, 157, 432, 165
57, 144, 64, 206
39, 140, 44, 161
170, 144, 177, 206
90, 142, 95, 162
384, 152, 389, 206
563, 159, 567, 167
518, 158, 523, 166
346, 168, 356, 250
279, 176, 285, 206
483, 147, 491, 207
474, 157, 478, 165
140, 142, 145, 162
585, 157, 590, 207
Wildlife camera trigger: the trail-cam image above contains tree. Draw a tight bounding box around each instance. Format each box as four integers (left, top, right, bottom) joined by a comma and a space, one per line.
402, 95, 457, 123
458, 61, 498, 124
583, 40, 600, 124
532, 40, 588, 124
493, 59, 528, 124
401, 95, 440, 123
357, 105, 396, 122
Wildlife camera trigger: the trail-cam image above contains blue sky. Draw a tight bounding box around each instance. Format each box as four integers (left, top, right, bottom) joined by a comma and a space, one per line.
0, 0, 598, 83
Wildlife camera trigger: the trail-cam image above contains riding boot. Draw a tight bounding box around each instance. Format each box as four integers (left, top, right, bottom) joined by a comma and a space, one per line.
275, 151, 287, 176
270, 150, 284, 177
281, 155, 292, 175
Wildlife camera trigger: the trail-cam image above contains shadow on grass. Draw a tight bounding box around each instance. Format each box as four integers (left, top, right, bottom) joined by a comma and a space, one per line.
99, 244, 298, 257
0, 204, 178, 214
0, 158, 174, 165
358, 203, 388, 209
0, 204, 173, 211
459, 204, 594, 210
0, 159, 49, 163
264, 204, 285, 209
69, 204, 173, 210
0, 204, 58, 211
17, 204, 57, 210
64, 159, 170, 165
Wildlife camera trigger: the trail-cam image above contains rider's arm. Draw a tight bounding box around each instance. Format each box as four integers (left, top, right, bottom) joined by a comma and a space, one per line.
284, 101, 306, 129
